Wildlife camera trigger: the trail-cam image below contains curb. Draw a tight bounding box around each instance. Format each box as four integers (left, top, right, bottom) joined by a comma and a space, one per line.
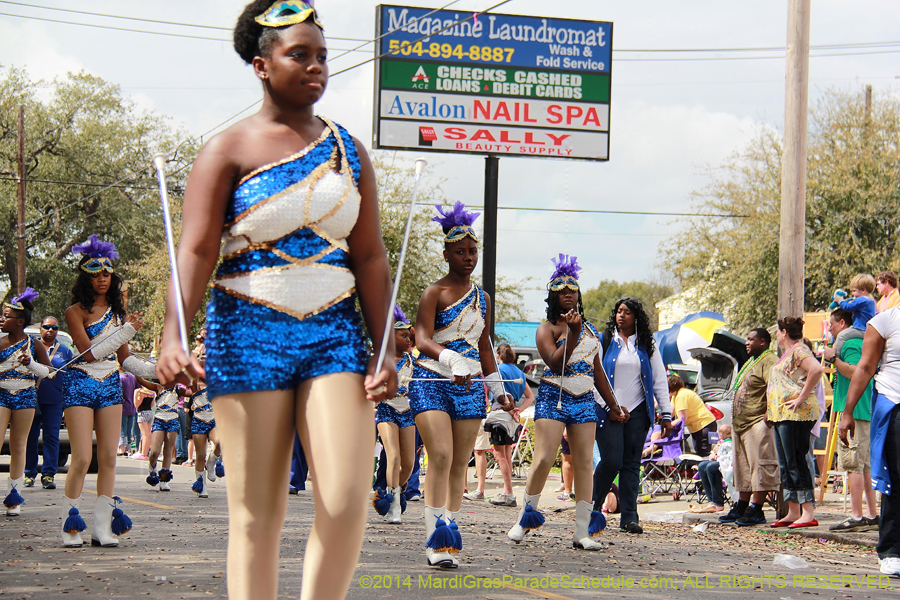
682, 512, 878, 548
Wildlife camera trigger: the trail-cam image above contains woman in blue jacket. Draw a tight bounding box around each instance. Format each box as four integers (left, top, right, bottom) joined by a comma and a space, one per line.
592, 297, 672, 534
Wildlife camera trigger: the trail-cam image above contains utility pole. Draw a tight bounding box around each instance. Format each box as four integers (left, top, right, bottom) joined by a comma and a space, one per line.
16, 105, 26, 295
777, 0, 810, 320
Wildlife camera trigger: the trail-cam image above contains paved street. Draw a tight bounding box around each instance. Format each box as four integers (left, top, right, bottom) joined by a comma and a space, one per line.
0, 456, 893, 599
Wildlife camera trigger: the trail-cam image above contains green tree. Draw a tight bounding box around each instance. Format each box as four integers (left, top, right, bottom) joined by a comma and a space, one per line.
581, 279, 674, 331
0, 66, 197, 330
660, 87, 900, 330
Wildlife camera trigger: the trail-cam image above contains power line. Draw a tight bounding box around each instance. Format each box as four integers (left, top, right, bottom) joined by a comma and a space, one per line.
471, 205, 747, 218
0, 175, 164, 191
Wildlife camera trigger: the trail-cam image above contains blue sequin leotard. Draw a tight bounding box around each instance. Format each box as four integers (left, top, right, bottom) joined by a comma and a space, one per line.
534, 322, 601, 425
409, 284, 487, 421
0, 336, 39, 410
375, 353, 415, 429
205, 118, 369, 398
190, 388, 216, 435
63, 308, 124, 410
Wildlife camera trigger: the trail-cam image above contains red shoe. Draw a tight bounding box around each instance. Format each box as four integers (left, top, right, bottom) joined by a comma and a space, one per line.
788, 520, 819, 529
770, 519, 795, 528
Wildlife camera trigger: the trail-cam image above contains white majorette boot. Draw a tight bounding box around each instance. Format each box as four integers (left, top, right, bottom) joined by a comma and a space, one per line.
92, 495, 132, 547
424, 506, 457, 568
387, 486, 402, 524
573, 500, 606, 550
60, 495, 86, 547
508, 493, 545, 543
192, 470, 208, 498
4, 477, 25, 516
158, 469, 173, 492
205, 451, 218, 482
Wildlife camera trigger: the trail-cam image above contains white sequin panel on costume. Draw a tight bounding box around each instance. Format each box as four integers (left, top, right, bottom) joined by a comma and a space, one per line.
541, 325, 600, 396
423, 290, 485, 375
191, 391, 215, 423
72, 318, 120, 382
385, 358, 414, 413
0, 339, 34, 391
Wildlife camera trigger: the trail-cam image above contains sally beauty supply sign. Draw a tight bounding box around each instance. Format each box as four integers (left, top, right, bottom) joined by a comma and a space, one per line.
373, 5, 612, 161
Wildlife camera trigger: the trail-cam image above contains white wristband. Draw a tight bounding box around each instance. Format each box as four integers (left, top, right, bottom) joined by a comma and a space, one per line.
484, 371, 507, 400
89, 323, 137, 359
438, 349, 470, 377
25, 360, 51, 379
123, 355, 157, 379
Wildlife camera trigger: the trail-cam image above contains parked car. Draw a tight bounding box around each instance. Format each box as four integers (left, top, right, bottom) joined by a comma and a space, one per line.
687, 329, 749, 426
509, 346, 543, 392
666, 364, 700, 390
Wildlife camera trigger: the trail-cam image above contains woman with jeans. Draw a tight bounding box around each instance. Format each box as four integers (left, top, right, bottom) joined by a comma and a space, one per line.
592, 297, 672, 534
767, 317, 823, 529
840, 307, 900, 575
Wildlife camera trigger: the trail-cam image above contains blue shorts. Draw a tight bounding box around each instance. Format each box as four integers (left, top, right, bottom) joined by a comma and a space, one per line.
191, 419, 216, 436
534, 384, 597, 426
375, 402, 415, 429
63, 368, 122, 410
0, 387, 36, 410
408, 365, 486, 421
152, 418, 181, 433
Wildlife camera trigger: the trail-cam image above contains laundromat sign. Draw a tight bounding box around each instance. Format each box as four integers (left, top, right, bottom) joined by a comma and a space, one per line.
373, 5, 613, 161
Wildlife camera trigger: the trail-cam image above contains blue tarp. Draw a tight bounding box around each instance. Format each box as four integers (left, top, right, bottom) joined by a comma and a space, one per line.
495, 321, 541, 347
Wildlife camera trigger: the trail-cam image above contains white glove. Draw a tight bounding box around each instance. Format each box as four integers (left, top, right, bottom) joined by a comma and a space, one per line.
123, 355, 157, 379
89, 323, 137, 359
483, 371, 508, 401
25, 360, 51, 379
438, 349, 471, 377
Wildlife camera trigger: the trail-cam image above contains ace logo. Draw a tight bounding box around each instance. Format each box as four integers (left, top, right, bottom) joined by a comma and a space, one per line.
410, 66, 430, 89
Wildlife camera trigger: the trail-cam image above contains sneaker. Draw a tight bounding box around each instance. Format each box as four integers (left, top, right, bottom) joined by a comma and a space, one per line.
490, 494, 517, 507
407, 493, 421, 502
463, 490, 485, 501
23, 477, 35, 488
736, 507, 767, 527
556, 492, 570, 502
41, 475, 56, 490
131, 454, 148, 460
866, 515, 881, 530
829, 516, 868, 532
880, 557, 900, 576
621, 521, 643, 534
719, 501, 749, 523
173, 456, 187, 465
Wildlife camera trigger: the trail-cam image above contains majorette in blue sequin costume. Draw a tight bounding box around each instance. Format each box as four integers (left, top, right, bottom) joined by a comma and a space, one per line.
0, 335, 40, 411
152, 387, 182, 433
63, 306, 124, 411
204, 117, 368, 398
376, 306, 416, 429
190, 387, 216, 436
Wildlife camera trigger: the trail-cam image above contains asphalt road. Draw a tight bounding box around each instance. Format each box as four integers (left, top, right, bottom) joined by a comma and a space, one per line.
0, 457, 893, 599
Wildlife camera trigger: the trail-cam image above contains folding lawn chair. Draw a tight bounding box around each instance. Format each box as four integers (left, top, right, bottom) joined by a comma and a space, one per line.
639, 420, 690, 500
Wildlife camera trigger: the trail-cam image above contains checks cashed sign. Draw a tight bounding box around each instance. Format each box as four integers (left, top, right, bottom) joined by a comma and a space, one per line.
373, 5, 612, 161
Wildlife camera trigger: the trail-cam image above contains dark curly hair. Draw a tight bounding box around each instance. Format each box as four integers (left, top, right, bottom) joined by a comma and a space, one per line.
233, 0, 323, 64
604, 296, 655, 358
5, 300, 34, 326
70, 256, 126, 318
545, 289, 585, 324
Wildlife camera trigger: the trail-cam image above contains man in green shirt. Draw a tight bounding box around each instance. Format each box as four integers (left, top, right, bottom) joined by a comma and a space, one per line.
823, 308, 879, 531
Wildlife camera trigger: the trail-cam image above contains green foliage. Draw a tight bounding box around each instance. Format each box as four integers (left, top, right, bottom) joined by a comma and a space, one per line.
581, 279, 674, 331
660, 88, 900, 331
0, 66, 197, 337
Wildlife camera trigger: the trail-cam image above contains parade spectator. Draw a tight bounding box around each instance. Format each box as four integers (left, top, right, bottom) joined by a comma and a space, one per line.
463, 386, 494, 502
118, 372, 138, 456
841, 307, 900, 575
768, 317, 823, 529
832, 274, 877, 360
723, 328, 779, 526
24, 316, 73, 490
824, 308, 878, 531
556, 431, 574, 501
289, 432, 308, 494
133, 384, 159, 460
876, 271, 900, 313
668, 374, 717, 457
690, 424, 733, 513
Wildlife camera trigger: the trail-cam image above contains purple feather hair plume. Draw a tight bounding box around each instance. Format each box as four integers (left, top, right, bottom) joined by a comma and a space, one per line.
71, 234, 119, 260
11, 287, 39, 306
393, 304, 410, 326
432, 201, 480, 230
550, 254, 582, 281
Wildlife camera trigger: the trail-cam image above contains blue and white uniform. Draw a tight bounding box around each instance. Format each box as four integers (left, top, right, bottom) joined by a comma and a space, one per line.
410, 284, 487, 421
151, 388, 181, 433
63, 308, 123, 410
190, 388, 216, 436
0, 336, 39, 410
205, 118, 368, 398
376, 353, 415, 429
535, 322, 601, 425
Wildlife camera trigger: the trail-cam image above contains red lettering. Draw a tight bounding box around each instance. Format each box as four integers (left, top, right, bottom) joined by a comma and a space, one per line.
514, 103, 519, 121
523, 132, 545, 145
566, 106, 583, 125
444, 127, 467, 140
584, 107, 602, 127
546, 105, 563, 124
471, 129, 496, 142
500, 130, 521, 144
523, 103, 537, 123
493, 102, 511, 122
473, 100, 490, 120
546, 133, 571, 146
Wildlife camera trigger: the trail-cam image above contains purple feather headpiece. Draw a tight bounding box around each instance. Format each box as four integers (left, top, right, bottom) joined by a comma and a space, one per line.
433, 202, 480, 243
393, 304, 412, 329
550, 254, 582, 281
6, 287, 38, 311
71, 234, 119, 260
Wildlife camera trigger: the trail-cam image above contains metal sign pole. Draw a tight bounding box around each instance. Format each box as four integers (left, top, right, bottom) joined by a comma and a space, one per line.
483, 155, 499, 340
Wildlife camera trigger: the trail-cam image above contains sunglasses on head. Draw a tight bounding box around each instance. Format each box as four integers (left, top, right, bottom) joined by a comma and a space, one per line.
80, 257, 115, 274
41, 324, 59, 331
